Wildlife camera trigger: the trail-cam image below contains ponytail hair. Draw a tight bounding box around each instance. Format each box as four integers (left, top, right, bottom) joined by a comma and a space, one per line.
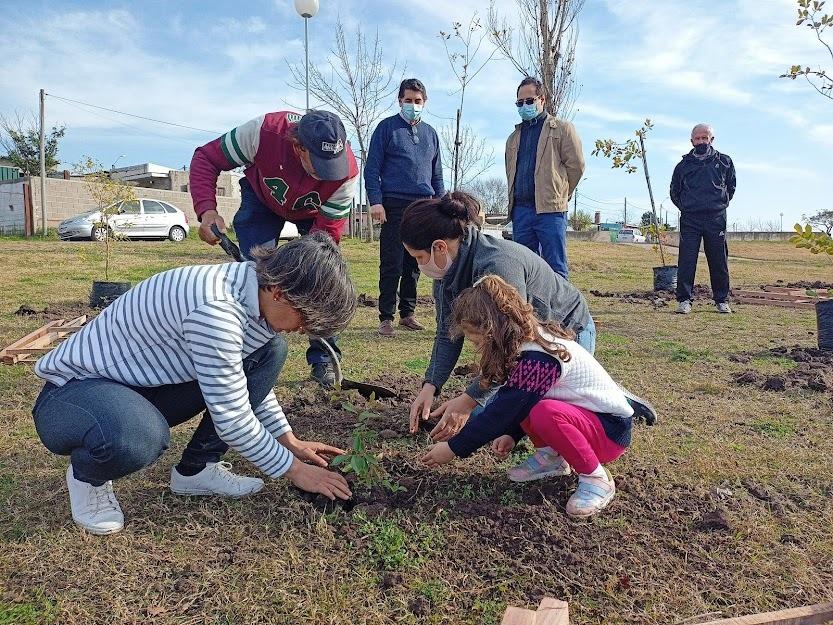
450, 275, 574, 388
400, 191, 482, 251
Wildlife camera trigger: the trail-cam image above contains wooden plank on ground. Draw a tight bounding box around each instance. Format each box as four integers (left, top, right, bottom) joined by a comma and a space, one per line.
501, 607, 536, 625
699, 601, 833, 625
734, 290, 825, 303
535, 597, 570, 625
734, 295, 817, 310
0, 320, 65, 364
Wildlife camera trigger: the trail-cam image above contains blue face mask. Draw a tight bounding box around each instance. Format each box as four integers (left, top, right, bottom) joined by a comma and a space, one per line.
518, 103, 539, 121
401, 103, 423, 123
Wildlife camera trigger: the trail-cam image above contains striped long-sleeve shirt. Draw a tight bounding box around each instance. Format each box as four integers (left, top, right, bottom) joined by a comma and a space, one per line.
35, 262, 295, 478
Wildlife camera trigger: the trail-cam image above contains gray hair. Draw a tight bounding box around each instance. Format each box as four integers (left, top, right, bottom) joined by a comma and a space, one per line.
251, 232, 357, 337
691, 123, 714, 139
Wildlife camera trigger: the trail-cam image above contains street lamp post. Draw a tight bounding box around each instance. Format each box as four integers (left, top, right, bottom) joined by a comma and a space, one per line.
111, 154, 125, 171
294, 0, 320, 113
780, 212, 784, 232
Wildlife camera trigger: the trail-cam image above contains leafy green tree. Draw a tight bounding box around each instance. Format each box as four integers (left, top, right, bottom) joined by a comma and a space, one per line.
0, 113, 66, 175
640, 211, 653, 227
569, 209, 593, 231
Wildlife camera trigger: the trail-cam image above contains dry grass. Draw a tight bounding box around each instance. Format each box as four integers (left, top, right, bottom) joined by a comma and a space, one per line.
1, 234, 832, 624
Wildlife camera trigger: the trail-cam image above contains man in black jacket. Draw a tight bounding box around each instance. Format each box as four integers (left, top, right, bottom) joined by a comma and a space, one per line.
670, 123, 736, 314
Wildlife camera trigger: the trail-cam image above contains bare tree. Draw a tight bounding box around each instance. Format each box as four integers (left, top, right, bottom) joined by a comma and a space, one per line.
489, 0, 584, 118
0, 112, 66, 175
464, 176, 508, 215
288, 17, 400, 240
439, 13, 501, 190
440, 124, 495, 190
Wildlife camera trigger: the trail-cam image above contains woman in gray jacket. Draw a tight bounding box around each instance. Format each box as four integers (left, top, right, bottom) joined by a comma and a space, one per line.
400, 192, 596, 442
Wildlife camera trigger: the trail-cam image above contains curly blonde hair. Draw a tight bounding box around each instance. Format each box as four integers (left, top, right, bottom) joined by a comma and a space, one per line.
450, 275, 574, 389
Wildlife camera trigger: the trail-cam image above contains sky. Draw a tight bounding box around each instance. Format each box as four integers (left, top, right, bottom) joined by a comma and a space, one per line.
1, 0, 831, 230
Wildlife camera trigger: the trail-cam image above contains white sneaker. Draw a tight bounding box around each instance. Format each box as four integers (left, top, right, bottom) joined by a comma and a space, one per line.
66, 464, 124, 535
170, 461, 264, 498
566, 469, 616, 518
715, 302, 732, 314
675, 301, 692, 314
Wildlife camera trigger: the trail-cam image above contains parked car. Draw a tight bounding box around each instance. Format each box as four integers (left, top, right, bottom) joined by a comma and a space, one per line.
59, 199, 190, 242
617, 228, 646, 243
502, 221, 513, 240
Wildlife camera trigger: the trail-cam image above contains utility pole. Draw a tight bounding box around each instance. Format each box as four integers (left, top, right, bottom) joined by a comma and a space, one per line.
624, 197, 627, 225
39, 88, 47, 236
780, 212, 784, 232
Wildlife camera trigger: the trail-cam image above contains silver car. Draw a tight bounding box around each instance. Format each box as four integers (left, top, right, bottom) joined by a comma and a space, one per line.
58, 199, 190, 242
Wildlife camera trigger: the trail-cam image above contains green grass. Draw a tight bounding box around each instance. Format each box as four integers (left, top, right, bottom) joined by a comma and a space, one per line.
1, 236, 832, 624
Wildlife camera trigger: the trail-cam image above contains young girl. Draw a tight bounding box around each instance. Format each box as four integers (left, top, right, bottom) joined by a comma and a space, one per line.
421, 275, 655, 518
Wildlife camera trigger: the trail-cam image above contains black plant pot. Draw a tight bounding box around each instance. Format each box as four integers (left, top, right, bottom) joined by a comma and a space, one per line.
817, 299, 833, 351
653, 265, 678, 292
90, 281, 131, 308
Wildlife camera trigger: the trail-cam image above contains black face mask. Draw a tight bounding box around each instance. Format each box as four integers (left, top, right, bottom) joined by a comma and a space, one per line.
694, 143, 710, 155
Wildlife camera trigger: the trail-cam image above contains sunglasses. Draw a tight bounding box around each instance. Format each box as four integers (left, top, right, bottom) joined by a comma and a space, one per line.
515, 97, 538, 107
410, 125, 420, 145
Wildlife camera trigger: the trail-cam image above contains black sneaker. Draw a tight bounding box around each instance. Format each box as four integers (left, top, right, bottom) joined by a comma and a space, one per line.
619, 385, 657, 426
311, 362, 337, 389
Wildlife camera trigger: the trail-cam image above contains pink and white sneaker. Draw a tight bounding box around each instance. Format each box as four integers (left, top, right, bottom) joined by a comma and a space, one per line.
566, 469, 616, 518
507, 447, 572, 482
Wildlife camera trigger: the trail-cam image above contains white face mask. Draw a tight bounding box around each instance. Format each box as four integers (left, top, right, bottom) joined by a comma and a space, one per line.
418, 243, 450, 280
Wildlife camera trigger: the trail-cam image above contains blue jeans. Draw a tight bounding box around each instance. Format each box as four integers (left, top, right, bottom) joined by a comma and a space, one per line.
233, 178, 340, 365
32, 337, 287, 486
512, 204, 569, 279
575, 315, 596, 354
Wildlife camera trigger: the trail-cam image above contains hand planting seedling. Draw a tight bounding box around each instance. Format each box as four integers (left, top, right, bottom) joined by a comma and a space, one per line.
331, 409, 405, 493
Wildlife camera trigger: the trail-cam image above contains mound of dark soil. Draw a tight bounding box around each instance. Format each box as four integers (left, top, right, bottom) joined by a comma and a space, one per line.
589, 284, 715, 305
731, 346, 832, 392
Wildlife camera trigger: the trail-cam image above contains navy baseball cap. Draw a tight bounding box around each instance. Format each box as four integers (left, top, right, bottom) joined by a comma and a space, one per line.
297, 110, 349, 181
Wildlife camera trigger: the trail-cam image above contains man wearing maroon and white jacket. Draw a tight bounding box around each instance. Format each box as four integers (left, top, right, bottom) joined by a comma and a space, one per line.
190, 110, 359, 387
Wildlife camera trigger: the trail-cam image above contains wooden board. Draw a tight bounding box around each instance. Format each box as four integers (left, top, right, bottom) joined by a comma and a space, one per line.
0, 319, 65, 364
502, 598, 570, 625
699, 601, 833, 625
501, 607, 536, 625
734, 295, 818, 310
535, 598, 570, 625
0, 316, 87, 365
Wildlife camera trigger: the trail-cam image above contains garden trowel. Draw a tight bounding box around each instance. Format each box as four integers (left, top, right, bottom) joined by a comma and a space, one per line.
211, 224, 398, 400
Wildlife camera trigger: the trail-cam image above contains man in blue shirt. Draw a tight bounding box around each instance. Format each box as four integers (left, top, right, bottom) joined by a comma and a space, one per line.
365, 78, 445, 337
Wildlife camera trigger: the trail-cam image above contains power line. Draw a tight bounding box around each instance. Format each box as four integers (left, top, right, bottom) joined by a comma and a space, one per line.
576, 193, 622, 205
54, 97, 203, 145
47, 93, 221, 135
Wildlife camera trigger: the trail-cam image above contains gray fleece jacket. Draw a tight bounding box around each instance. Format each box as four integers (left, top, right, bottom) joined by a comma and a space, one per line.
424, 226, 592, 401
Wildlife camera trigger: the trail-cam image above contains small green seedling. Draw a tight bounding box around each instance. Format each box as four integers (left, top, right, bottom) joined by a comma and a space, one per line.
806, 289, 818, 297
331, 410, 404, 493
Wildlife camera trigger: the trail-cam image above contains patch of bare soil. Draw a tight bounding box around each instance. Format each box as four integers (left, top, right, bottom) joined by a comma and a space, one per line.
780, 280, 833, 290
589, 284, 715, 306
14, 301, 98, 321
731, 346, 832, 392
358, 293, 378, 307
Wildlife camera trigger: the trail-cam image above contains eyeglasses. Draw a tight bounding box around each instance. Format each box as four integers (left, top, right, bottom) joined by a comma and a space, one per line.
410, 125, 420, 145
515, 97, 538, 107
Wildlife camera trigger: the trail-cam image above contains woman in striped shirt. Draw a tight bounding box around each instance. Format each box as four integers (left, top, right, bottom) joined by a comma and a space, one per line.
33, 232, 356, 535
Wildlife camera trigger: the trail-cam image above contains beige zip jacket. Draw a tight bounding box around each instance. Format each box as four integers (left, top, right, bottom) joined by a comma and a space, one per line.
505, 113, 585, 215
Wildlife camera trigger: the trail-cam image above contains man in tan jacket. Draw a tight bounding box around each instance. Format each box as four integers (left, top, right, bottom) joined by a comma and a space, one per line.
505, 77, 585, 279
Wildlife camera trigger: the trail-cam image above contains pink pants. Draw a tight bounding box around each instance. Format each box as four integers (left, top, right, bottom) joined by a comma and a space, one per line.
521, 399, 627, 475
